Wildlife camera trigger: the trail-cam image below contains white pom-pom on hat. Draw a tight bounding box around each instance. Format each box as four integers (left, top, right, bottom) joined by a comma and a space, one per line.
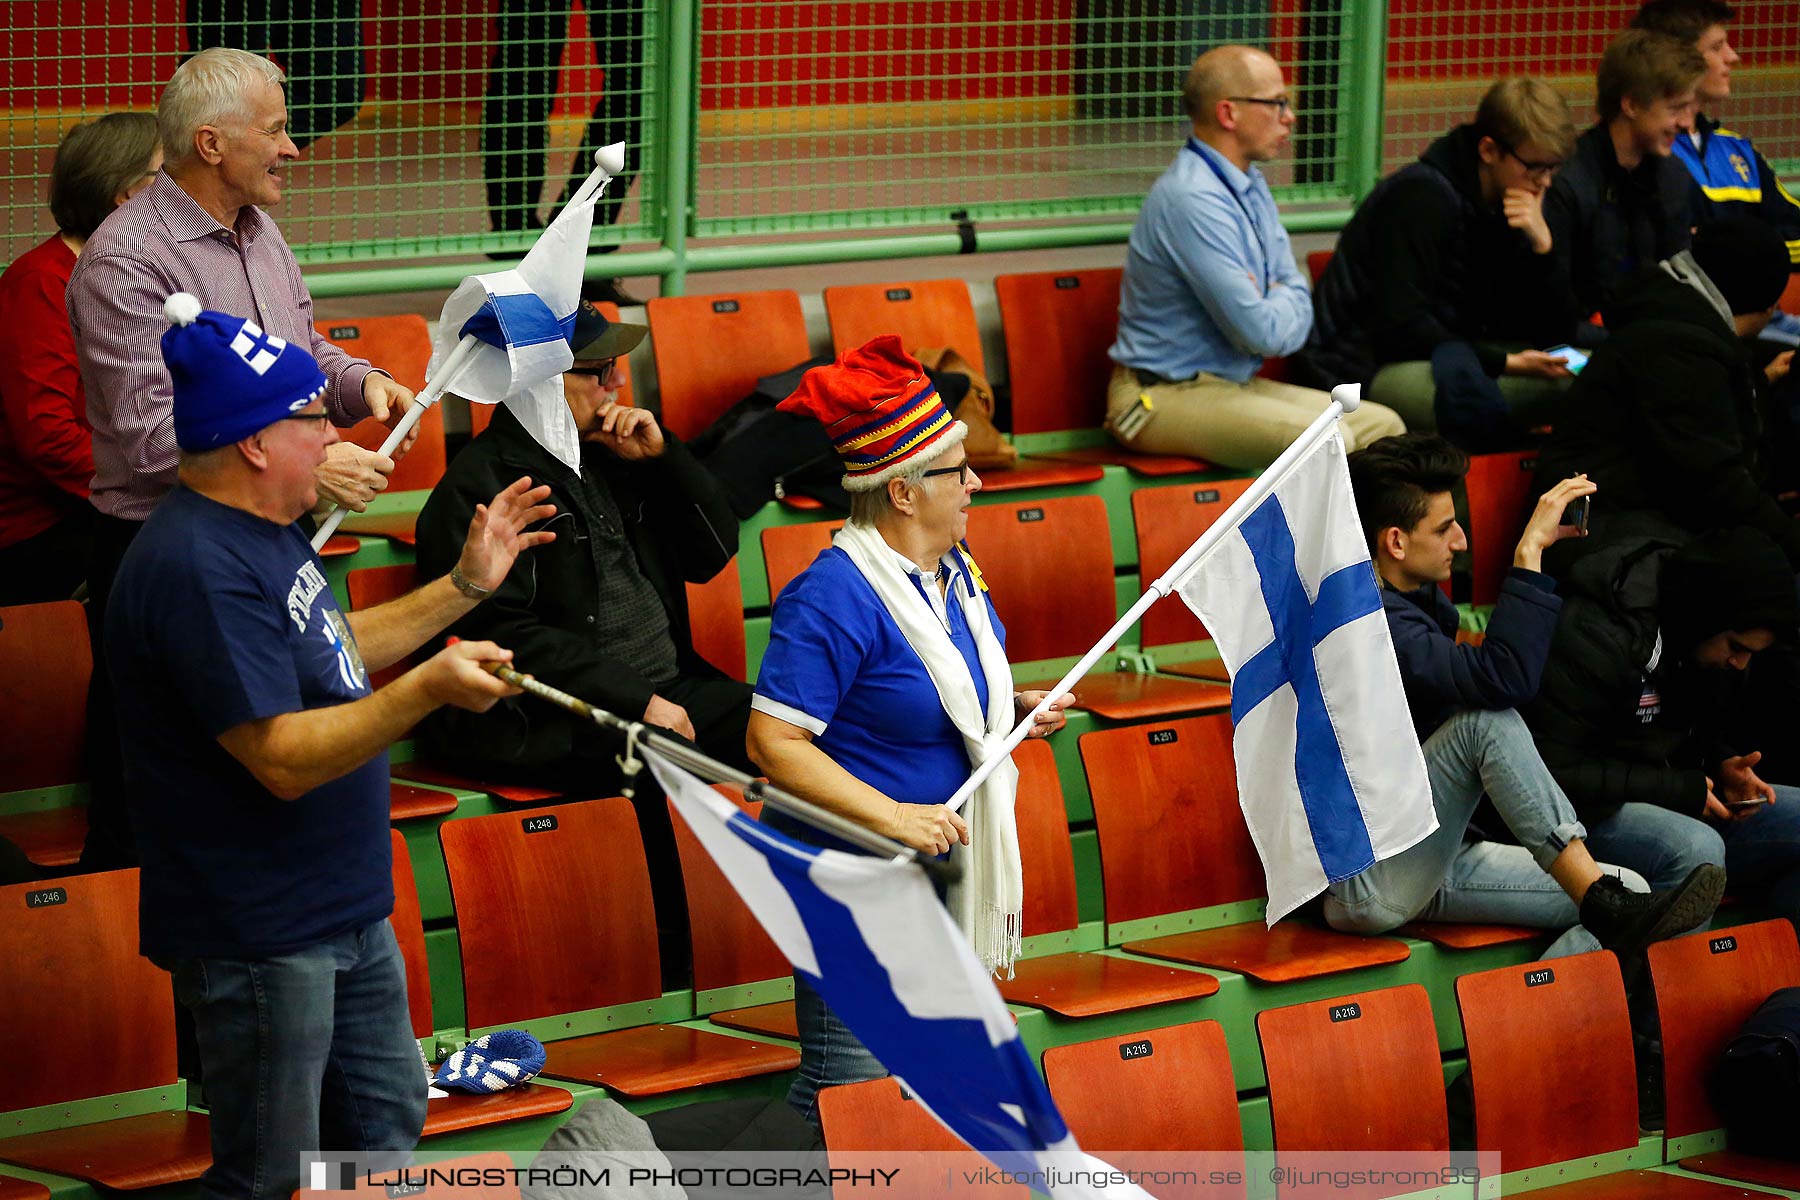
163, 292, 203, 327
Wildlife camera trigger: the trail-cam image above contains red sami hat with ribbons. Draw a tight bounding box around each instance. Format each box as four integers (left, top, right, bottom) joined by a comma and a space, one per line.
777, 335, 967, 493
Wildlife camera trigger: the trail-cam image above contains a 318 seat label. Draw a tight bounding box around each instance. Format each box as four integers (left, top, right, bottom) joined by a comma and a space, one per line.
522, 815, 559, 834
712, 299, 740, 313
1329, 1003, 1361, 1023
1119, 1039, 1154, 1060
1710, 935, 1738, 954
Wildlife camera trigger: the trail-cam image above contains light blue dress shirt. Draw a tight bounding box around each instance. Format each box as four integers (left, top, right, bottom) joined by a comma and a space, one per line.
1109, 137, 1313, 384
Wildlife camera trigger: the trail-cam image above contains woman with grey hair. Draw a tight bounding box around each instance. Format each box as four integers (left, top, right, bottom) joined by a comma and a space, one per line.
746, 335, 1072, 1123
0, 112, 160, 604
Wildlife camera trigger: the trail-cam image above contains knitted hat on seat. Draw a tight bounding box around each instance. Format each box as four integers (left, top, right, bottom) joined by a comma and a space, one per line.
162, 292, 328, 451
777, 334, 966, 492
432, 1029, 547, 1093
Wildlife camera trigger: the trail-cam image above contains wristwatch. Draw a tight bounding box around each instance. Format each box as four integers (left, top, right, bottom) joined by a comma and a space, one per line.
449, 564, 493, 601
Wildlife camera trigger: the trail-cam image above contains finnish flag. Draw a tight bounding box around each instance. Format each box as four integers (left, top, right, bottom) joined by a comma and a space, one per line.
1175, 428, 1435, 922
649, 749, 1153, 1200
429, 146, 621, 472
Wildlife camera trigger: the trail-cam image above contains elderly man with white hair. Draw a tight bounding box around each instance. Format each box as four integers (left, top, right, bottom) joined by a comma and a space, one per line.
68, 46, 415, 869
747, 335, 1072, 1124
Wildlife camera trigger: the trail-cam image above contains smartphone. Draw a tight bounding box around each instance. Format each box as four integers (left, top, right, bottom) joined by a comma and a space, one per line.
1726, 796, 1771, 811
1546, 344, 1590, 374
1559, 492, 1591, 536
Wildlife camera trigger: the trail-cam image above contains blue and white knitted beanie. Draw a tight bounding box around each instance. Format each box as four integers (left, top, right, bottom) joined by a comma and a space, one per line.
432, 1030, 548, 1093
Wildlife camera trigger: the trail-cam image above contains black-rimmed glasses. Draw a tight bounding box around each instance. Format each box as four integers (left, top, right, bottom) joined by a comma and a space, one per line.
567, 357, 618, 381
1227, 95, 1294, 114
1494, 138, 1562, 181
281, 412, 331, 425
921, 460, 970, 486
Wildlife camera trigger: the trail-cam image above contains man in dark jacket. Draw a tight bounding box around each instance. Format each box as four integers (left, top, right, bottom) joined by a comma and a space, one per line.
1330, 433, 1722, 955
1300, 79, 1580, 449
1534, 218, 1799, 570
415, 305, 747, 951
1530, 526, 1800, 924
1545, 30, 1703, 341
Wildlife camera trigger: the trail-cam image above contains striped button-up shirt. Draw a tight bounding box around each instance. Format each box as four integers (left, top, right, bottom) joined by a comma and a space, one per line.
66, 171, 374, 521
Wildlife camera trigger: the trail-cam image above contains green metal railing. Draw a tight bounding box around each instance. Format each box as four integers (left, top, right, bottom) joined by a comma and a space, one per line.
3, 1, 1794, 297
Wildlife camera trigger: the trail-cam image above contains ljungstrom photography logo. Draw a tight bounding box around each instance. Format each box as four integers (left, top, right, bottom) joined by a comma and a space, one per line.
308, 1159, 358, 1191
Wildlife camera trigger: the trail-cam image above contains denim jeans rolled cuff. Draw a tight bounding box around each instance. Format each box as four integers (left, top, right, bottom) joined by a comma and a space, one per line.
1533, 820, 1589, 873
787, 971, 887, 1126
1431, 708, 1587, 871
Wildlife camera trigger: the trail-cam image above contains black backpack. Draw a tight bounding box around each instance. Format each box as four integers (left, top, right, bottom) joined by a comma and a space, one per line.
1708, 984, 1800, 1160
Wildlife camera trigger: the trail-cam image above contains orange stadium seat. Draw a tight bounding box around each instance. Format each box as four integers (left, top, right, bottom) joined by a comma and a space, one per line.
817, 1077, 1030, 1199
0, 601, 92, 866
993, 269, 1209, 478
1129, 479, 1255, 683
0, 869, 212, 1189
668, 785, 797, 1040
647, 289, 812, 440
1648, 921, 1800, 1192
387, 830, 573, 1135
321, 315, 447, 494
823, 277, 1103, 494
966, 496, 1230, 720
1081, 713, 1409, 983
1258, 983, 1446, 1199
0, 1178, 47, 1200
1045, 1021, 1245, 1199
1305, 249, 1334, 285
997, 740, 1220, 1018
685, 557, 747, 681
761, 519, 842, 604
1458, 951, 1777, 1199
1464, 450, 1538, 608
440, 798, 798, 1096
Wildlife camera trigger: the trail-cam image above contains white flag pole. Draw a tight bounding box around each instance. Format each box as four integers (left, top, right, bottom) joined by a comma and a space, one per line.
309, 335, 481, 550
309, 142, 628, 553
940, 383, 1362, 816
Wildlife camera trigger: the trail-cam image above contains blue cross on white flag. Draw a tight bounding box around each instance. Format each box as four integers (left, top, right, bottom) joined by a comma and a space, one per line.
648, 749, 1154, 1200
1174, 428, 1435, 923
429, 147, 621, 472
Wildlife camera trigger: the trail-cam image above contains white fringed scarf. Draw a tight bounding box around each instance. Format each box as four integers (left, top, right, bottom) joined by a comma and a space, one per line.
833, 521, 1023, 976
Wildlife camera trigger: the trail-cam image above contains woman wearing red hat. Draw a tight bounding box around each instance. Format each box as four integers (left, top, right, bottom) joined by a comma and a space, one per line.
746, 335, 1073, 1124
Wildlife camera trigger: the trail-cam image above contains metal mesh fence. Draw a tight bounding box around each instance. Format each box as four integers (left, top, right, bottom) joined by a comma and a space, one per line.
1381, 0, 1800, 176
0, 0, 659, 269
691, 0, 1359, 238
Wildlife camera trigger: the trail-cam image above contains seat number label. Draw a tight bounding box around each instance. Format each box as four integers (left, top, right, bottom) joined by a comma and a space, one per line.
26, 887, 66, 908
711, 299, 740, 313
1148, 729, 1178, 745
522, 815, 559, 834
1017, 508, 1045, 523
1525, 968, 1555, 987
1193, 489, 1221, 503
1709, 935, 1738, 954
1119, 1038, 1154, 1060
1330, 1002, 1361, 1023
885, 288, 913, 301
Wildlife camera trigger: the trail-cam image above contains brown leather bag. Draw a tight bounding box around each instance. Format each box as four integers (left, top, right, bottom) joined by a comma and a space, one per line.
915, 346, 1019, 471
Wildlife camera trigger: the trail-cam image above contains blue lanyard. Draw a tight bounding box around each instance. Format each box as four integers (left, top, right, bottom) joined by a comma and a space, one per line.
1186, 139, 1270, 292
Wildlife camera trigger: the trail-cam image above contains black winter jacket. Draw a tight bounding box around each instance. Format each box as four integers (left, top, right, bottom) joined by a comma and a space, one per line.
1300, 125, 1573, 387
1384, 566, 1561, 739
413, 405, 739, 774
1531, 255, 1800, 570
1544, 122, 1694, 338
1526, 534, 1746, 824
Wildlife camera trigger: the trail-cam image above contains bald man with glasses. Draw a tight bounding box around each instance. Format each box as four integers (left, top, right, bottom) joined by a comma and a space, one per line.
1106, 44, 1404, 469
1299, 78, 1584, 451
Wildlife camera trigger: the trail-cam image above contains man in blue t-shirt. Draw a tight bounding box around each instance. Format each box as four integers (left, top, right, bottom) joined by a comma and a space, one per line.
107, 294, 554, 1200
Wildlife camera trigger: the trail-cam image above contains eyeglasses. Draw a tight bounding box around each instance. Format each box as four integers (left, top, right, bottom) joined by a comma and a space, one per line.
1227, 95, 1294, 114
281, 412, 331, 426
1494, 138, 1562, 181
921, 460, 970, 485
567, 358, 618, 381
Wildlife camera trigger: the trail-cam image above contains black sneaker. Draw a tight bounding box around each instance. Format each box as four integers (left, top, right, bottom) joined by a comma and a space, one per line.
1579, 864, 1726, 960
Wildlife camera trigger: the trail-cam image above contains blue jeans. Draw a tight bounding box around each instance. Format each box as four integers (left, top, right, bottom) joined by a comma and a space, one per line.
168, 919, 425, 1200
1719, 784, 1800, 922
787, 972, 886, 1126
1324, 709, 1645, 959
1581, 802, 1726, 891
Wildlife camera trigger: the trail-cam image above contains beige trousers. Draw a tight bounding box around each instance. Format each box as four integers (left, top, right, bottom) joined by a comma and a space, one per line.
1106, 363, 1407, 470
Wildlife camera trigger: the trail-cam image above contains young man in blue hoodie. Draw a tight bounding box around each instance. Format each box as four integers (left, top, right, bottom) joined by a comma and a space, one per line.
1331, 432, 1723, 957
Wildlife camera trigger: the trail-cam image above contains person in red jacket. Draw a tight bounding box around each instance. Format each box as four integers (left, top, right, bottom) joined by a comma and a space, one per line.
0, 113, 160, 605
